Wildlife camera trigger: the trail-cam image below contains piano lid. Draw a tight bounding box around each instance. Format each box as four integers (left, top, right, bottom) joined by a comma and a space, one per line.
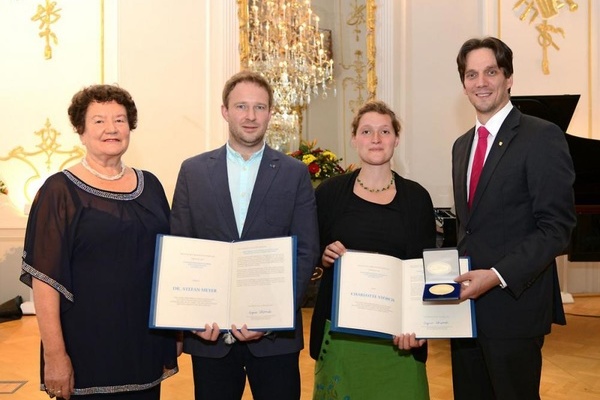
511, 94, 599, 202
511, 94, 580, 132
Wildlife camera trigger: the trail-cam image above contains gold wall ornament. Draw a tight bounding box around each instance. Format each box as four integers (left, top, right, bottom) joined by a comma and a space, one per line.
346, 2, 366, 42
342, 50, 368, 113
513, 0, 578, 74
237, 0, 335, 152
339, 0, 376, 114
0, 118, 84, 207
365, 0, 376, 101
237, 0, 250, 68
31, 0, 62, 60
536, 20, 565, 74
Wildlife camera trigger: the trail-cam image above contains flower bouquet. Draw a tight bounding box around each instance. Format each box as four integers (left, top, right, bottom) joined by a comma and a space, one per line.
288, 140, 352, 182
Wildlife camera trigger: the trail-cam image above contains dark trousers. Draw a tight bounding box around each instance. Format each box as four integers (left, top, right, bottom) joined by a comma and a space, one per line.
451, 334, 544, 400
191, 343, 300, 400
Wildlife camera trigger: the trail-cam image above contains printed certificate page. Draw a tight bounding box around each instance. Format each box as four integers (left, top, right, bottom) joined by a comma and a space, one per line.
150, 235, 296, 331
228, 237, 295, 330
401, 258, 476, 339
332, 251, 405, 337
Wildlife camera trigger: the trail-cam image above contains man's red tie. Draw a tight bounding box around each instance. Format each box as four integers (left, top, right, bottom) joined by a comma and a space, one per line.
468, 126, 490, 209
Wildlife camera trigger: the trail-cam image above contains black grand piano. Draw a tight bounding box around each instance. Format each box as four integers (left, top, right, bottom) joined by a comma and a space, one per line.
511, 94, 600, 261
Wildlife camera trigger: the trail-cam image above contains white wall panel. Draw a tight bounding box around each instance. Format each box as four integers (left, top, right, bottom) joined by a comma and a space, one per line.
116, 0, 239, 201
396, 0, 485, 207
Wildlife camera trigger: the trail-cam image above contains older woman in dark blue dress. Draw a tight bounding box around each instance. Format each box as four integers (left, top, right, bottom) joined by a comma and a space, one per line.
20, 85, 178, 399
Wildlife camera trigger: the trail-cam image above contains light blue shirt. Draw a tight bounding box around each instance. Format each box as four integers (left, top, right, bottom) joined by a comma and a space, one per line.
226, 142, 265, 236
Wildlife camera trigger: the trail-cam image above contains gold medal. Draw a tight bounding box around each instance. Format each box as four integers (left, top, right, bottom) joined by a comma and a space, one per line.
428, 284, 455, 296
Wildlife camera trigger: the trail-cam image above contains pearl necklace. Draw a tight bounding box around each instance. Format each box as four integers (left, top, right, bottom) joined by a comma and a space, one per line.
81, 157, 126, 181
356, 175, 395, 193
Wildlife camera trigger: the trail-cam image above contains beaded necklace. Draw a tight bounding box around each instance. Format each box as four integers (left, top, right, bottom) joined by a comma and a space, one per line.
81, 157, 126, 181
356, 175, 395, 193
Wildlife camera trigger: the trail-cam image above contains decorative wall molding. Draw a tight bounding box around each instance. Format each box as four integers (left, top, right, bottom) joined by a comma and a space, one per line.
499, 0, 593, 138
0, 0, 109, 220
31, 0, 63, 60
512, 0, 580, 75
0, 118, 84, 211
0, 0, 113, 302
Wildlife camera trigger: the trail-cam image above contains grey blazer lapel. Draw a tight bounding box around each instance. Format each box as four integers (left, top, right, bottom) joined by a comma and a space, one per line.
208, 147, 239, 239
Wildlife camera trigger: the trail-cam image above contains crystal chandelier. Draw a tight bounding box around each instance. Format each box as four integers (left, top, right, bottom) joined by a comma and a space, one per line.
239, 0, 334, 152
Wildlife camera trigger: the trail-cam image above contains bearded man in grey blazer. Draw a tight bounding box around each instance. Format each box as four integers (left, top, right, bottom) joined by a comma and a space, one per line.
450, 37, 576, 400
170, 70, 319, 400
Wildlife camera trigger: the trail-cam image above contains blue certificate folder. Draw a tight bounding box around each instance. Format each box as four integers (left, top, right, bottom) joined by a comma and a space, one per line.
330, 251, 476, 339
149, 235, 297, 332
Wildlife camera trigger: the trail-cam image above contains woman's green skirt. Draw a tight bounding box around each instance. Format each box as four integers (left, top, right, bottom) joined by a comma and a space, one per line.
313, 320, 430, 400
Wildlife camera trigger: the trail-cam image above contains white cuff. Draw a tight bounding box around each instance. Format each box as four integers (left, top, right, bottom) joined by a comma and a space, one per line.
491, 267, 508, 288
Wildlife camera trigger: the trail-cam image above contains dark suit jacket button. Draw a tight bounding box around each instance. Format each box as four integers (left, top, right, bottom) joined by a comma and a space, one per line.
466, 229, 472, 235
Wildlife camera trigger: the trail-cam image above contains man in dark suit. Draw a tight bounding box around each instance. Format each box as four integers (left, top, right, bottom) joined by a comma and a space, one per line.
450, 37, 576, 400
170, 70, 319, 400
